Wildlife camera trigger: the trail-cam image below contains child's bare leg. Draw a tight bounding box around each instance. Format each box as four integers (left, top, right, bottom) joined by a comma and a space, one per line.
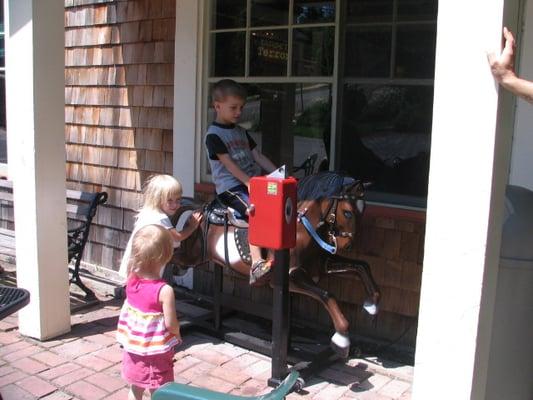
249, 244, 272, 285
128, 385, 144, 400
250, 244, 262, 264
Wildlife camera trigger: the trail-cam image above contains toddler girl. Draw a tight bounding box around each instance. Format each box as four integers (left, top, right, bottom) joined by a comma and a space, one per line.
117, 224, 182, 400
118, 174, 202, 284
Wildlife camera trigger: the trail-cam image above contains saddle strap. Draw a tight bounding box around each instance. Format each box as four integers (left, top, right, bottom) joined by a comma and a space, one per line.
298, 213, 337, 255
202, 207, 210, 262
224, 214, 230, 267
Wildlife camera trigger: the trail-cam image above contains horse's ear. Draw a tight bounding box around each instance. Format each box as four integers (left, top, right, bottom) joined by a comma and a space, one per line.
342, 177, 355, 187
342, 177, 362, 193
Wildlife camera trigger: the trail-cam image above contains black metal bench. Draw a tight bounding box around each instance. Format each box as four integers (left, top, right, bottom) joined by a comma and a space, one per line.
0, 180, 107, 299
0, 285, 30, 320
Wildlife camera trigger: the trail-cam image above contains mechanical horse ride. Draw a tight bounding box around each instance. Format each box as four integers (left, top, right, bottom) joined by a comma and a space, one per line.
173, 171, 380, 359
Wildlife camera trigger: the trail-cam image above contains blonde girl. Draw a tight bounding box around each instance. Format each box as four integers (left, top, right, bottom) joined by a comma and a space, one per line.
117, 225, 182, 400
118, 174, 202, 281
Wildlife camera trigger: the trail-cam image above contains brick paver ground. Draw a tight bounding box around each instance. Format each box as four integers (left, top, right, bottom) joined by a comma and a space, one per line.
0, 271, 412, 400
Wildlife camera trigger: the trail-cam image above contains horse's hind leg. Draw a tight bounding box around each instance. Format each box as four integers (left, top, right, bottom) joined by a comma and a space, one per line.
289, 267, 351, 358
326, 256, 380, 315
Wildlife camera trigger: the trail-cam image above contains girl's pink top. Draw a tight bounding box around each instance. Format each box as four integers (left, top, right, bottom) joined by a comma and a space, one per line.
116, 275, 178, 355
126, 276, 166, 312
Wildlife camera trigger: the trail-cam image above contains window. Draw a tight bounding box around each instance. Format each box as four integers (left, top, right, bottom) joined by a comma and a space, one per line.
203, 0, 437, 207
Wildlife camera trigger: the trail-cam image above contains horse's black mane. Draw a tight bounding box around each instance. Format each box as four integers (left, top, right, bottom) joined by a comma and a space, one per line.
297, 171, 347, 201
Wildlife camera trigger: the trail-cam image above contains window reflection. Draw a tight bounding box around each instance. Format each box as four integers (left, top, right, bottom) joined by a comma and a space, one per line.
395, 25, 436, 78
292, 27, 334, 76
293, 0, 336, 24
211, 0, 247, 29
251, 0, 289, 27
250, 30, 288, 76
397, 0, 438, 21
346, 0, 393, 23
344, 26, 392, 78
211, 32, 245, 77
340, 84, 433, 197
206, 0, 439, 204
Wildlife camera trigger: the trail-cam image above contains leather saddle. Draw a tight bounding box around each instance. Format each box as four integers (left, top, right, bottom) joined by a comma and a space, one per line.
205, 198, 249, 228
204, 198, 251, 265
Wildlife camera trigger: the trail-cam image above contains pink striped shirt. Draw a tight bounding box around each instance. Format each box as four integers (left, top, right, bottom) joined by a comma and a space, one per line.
116, 276, 178, 355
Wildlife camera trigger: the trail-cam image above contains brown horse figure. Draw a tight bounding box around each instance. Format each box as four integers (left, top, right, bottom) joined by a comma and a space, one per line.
173, 172, 380, 358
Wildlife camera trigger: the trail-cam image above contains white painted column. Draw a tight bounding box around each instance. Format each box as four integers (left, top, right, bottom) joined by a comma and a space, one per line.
173, 0, 199, 198
172, 0, 201, 289
412, 1, 517, 399
4, 0, 70, 339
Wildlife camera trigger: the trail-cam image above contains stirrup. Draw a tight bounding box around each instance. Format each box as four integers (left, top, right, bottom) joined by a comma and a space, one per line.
250, 259, 272, 285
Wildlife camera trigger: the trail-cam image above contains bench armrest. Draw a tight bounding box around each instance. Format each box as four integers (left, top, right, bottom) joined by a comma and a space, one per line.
152, 371, 300, 400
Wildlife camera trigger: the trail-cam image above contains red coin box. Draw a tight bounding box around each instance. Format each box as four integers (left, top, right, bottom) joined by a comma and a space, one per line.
249, 176, 297, 249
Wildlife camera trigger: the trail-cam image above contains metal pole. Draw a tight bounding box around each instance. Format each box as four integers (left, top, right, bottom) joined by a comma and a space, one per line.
268, 249, 290, 387
213, 262, 223, 331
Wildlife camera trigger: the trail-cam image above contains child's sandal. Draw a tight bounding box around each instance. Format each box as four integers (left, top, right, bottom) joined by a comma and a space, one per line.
249, 259, 272, 285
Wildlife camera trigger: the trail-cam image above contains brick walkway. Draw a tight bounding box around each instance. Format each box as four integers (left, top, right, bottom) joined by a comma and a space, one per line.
0, 280, 412, 399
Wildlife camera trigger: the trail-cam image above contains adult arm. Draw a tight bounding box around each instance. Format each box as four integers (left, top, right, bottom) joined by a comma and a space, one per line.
160, 284, 182, 342
487, 27, 533, 103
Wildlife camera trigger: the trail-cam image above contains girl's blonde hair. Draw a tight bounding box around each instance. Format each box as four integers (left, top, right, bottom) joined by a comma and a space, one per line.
128, 225, 174, 276
140, 174, 183, 213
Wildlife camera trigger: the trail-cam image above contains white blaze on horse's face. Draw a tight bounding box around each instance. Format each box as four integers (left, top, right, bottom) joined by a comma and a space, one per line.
356, 199, 365, 214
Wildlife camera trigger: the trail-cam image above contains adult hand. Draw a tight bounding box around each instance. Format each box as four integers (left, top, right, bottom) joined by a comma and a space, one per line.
487, 27, 517, 84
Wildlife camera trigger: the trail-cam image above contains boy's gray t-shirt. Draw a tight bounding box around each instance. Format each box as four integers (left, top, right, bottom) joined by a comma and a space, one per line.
205, 123, 261, 194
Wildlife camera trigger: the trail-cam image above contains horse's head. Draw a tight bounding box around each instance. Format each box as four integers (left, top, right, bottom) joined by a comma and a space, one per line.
297, 172, 366, 254
170, 199, 204, 267
321, 177, 365, 252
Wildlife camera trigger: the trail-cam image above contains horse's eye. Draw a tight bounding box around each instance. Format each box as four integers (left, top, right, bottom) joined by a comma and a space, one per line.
343, 210, 353, 219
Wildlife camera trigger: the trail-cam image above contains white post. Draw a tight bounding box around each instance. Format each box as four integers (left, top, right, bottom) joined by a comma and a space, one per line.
172, 0, 200, 289
4, 0, 70, 339
412, 0, 515, 399
173, 0, 199, 198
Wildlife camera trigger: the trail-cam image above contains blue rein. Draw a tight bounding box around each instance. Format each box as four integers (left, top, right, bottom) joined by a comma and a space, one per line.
298, 211, 337, 255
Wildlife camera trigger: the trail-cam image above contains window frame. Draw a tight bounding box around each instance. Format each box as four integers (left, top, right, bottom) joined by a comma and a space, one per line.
199, 0, 436, 210
201, 0, 340, 184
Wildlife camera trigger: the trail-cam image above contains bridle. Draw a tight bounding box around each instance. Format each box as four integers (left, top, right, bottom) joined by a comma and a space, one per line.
298, 181, 365, 255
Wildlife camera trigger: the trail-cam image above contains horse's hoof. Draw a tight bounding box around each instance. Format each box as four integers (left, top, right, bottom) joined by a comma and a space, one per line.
293, 377, 305, 392
363, 300, 378, 315
330, 332, 350, 359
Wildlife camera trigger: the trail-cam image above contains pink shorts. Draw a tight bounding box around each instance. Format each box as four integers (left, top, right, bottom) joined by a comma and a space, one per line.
122, 350, 174, 389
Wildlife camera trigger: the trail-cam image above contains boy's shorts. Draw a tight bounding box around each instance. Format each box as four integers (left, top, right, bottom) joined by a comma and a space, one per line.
218, 184, 249, 220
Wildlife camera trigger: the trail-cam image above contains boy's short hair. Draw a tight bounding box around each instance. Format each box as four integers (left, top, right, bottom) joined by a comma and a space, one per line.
211, 79, 247, 103
128, 224, 173, 276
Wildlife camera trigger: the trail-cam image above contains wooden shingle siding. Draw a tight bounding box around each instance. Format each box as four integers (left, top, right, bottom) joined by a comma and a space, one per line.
65, 0, 176, 271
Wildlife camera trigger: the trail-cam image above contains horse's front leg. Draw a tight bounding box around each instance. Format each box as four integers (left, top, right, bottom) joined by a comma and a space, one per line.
289, 267, 351, 358
326, 255, 380, 315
